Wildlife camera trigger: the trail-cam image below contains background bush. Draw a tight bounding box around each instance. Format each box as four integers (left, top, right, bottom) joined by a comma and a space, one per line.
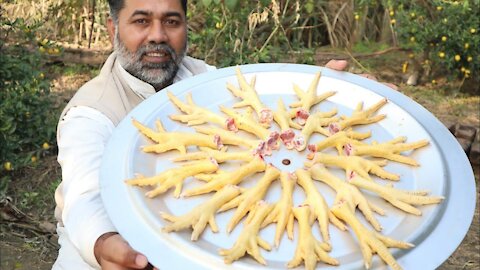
0, 17, 59, 193
187, 0, 479, 82
393, 0, 479, 80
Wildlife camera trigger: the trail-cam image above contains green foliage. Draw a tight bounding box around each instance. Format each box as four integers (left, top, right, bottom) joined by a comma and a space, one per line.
393, 0, 479, 79
0, 18, 59, 180
187, 0, 325, 67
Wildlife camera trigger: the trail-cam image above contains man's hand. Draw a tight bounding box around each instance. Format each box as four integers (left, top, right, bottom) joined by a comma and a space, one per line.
94, 232, 155, 270
325, 59, 398, 90
325, 59, 349, 71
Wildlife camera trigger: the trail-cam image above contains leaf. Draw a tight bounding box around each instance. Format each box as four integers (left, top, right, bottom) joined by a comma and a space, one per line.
202, 0, 212, 7
305, 0, 315, 14
225, 0, 239, 11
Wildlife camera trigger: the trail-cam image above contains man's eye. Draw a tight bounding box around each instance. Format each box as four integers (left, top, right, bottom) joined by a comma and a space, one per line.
164, 19, 179, 26
135, 19, 147, 24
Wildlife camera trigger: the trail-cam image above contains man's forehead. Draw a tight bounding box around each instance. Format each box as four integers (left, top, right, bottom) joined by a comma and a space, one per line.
121, 0, 184, 17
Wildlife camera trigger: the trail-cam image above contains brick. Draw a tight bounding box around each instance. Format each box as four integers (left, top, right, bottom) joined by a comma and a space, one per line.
457, 138, 472, 153
455, 124, 477, 141
470, 131, 480, 165
469, 142, 480, 165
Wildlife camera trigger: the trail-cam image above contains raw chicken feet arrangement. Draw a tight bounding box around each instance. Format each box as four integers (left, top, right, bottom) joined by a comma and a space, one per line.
126, 68, 444, 270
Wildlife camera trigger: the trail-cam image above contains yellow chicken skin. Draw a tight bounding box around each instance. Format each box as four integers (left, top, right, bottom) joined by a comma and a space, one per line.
220, 105, 272, 140
348, 175, 444, 216
331, 200, 414, 270
194, 126, 261, 150
161, 185, 241, 241
125, 158, 219, 198
309, 164, 384, 231
182, 155, 266, 197
226, 68, 273, 127
295, 169, 346, 249
261, 171, 295, 247
132, 118, 222, 155
172, 147, 254, 163
306, 152, 400, 181
293, 108, 339, 151
349, 136, 429, 166
287, 205, 339, 270
272, 99, 301, 149
219, 201, 273, 265
218, 164, 280, 233
309, 130, 371, 155
328, 98, 387, 134
167, 91, 234, 130
289, 71, 336, 126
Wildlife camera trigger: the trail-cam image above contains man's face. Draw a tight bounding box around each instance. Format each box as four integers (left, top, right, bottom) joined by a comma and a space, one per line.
111, 0, 187, 90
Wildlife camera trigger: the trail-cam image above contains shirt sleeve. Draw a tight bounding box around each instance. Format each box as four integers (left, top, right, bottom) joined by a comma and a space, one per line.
57, 106, 117, 269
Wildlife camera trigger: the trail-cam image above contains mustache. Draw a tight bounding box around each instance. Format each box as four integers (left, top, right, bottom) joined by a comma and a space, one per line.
138, 43, 177, 59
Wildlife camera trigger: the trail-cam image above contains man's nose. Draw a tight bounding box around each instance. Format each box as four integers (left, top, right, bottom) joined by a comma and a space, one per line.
148, 21, 168, 44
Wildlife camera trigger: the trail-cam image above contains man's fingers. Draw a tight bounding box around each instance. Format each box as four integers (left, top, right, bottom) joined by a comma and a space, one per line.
325, 59, 348, 71
102, 234, 149, 269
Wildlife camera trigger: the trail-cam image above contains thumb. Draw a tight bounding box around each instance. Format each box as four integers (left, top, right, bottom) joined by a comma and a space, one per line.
98, 233, 149, 269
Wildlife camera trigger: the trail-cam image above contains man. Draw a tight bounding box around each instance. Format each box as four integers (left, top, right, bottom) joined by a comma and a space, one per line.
52, 0, 373, 269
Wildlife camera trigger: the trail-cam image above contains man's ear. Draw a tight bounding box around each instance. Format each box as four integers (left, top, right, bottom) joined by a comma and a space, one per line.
107, 17, 116, 46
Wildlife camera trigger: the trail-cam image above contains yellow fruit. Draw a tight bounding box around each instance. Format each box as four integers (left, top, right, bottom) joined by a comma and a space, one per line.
455, 55, 461, 61
437, 6, 443, 11
215, 22, 223, 29
4, 162, 12, 171
53, 48, 60, 54
438, 52, 445, 58
465, 43, 470, 49
410, 37, 415, 42
42, 142, 50, 150
354, 14, 360, 20
432, 80, 437, 84
39, 73, 45, 79
467, 56, 473, 62
38, 47, 45, 53
31, 156, 37, 163
402, 62, 408, 73
443, 18, 448, 23
410, 12, 416, 18
461, 67, 466, 72
441, 36, 447, 42
390, 19, 396, 25
389, 10, 394, 16
471, 28, 476, 34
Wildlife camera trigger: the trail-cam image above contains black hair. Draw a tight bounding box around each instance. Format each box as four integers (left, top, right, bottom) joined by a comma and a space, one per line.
108, 0, 187, 22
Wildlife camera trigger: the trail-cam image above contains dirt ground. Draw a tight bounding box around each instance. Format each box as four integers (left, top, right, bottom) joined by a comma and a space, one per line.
1, 50, 479, 269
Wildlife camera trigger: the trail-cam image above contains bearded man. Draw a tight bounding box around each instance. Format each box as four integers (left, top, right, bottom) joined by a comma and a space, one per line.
52, 0, 359, 269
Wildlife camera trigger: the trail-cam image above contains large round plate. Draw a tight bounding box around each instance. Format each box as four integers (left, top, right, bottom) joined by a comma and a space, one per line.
100, 63, 476, 270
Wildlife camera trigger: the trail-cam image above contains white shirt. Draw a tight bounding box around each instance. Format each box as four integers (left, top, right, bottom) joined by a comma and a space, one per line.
56, 60, 215, 268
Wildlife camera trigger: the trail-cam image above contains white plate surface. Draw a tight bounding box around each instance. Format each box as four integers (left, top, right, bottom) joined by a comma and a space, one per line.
100, 63, 476, 270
